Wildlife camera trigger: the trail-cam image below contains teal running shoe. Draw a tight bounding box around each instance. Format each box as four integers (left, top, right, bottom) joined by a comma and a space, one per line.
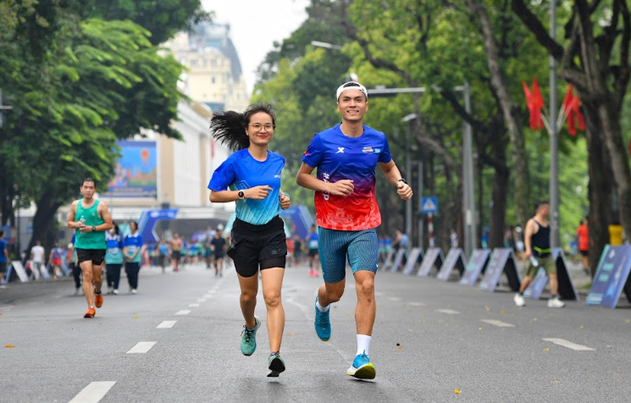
346, 352, 376, 379
240, 316, 260, 356
314, 295, 331, 341
267, 352, 286, 377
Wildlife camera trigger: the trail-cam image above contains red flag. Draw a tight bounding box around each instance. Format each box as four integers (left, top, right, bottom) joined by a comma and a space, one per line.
563, 84, 585, 136
532, 78, 544, 129
523, 79, 544, 130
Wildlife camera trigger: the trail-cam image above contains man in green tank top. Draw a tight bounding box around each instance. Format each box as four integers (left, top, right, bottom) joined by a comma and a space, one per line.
67, 177, 113, 318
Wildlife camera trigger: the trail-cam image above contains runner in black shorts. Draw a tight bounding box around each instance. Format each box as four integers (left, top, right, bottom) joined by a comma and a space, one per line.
208, 103, 291, 377
67, 177, 113, 318
211, 227, 227, 277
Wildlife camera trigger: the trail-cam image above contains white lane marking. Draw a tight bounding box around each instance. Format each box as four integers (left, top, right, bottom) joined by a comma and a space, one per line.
407, 302, 426, 307
543, 338, 595, 351
197, 298, 207, 302
375, 292, 383, 296
203, 294, 212, 298
126, 342, 157, 354
209, 290, 217, 293
176, 310, 191, 315
481, 319, 515, 328
188, 303, 200, 308
388, 297, 401, 301
68, 381, 116, 403
436, 309, 460, 315
156, 321, 176, 329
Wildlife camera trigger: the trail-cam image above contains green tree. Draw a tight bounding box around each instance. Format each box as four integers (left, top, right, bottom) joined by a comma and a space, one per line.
1, 16, 183, 252
89, 0, 211, 45
513, 0, 631, 273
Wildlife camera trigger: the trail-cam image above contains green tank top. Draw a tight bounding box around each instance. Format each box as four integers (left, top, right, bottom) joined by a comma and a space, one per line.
74, 199, 106, 250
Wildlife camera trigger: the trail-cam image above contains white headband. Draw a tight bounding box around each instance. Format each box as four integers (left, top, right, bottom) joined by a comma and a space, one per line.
336, 82, 368, 101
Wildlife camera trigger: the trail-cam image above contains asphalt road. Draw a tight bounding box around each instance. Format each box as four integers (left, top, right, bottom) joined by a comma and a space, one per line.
1, 260, 630, 403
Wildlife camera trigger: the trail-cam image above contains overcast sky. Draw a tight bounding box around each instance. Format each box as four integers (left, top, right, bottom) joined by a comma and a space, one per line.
202, 0, 310, 94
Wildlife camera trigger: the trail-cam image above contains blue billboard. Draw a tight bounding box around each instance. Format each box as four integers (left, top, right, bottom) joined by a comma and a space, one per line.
103, 140, 157, 198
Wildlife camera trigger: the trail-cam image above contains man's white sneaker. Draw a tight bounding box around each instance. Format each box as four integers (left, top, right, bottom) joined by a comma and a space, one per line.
547, 296, 565, 308
514, 293, 526, 307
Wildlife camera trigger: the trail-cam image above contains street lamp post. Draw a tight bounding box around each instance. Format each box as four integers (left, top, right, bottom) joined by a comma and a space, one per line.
402, 114, 417, 242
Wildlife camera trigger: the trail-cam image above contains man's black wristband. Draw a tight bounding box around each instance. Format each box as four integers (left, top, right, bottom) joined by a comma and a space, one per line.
397, 178, 408, 185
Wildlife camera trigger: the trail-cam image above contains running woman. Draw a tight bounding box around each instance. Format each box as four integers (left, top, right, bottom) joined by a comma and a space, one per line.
296, 82, 413, 379
67, 177, 113, 318
306, 225, 320, 277
211, 227, 227, 277
105, 224, 124, 294
208, 103, 291, 377
123, 221, 143, 294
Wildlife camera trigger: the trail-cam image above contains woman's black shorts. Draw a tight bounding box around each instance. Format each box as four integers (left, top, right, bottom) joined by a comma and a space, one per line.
227, 216, 287, 278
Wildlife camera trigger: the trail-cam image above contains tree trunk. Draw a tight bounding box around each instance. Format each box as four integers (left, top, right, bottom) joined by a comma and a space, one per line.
597, 104, 631, 243
468, 1, 531, 228
583, 106, 613, 276
26, 196, 64, 257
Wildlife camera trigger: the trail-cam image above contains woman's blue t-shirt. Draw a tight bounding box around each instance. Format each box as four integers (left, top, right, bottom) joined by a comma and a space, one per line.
208, 149, 285, 226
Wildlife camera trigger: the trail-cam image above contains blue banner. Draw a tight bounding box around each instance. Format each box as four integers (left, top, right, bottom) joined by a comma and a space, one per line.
479, 248, 521, 292
587, 245, 631, 308
437, 248, 465, 281
417, 248, 443, 277
460, 249, 490, 286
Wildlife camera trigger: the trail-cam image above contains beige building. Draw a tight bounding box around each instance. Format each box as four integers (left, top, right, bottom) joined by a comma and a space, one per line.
165, 23, 249, 112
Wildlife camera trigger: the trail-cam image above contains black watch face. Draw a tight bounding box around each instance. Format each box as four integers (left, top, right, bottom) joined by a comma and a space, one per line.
238, 191, 244, 198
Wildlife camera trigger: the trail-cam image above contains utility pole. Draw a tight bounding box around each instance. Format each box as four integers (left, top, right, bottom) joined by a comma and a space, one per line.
549, 0, 560, 248
402, 114, 417, 243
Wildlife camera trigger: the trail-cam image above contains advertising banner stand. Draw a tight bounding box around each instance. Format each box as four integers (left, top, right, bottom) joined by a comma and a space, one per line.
417, 248, 444, 277
389, 249, 407, 273
380, 249, 396, 271
11, 261, 29, 283
460, 249, 490, 286
479, 248, 521, 292
437, 248, 466, 281
586, 245, 631, 308
524, 248, 579, 301
403, 248, 424, 275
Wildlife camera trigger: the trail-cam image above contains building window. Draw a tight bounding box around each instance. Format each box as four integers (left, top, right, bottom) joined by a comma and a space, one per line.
190, 59, 198, 67
211, 76, 216, 84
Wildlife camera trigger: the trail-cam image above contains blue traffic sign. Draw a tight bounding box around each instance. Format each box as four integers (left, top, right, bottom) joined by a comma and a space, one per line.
421, 197, 438, 213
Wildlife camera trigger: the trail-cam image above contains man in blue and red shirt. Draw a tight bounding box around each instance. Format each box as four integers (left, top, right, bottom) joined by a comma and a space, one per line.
296, 81, 413, 380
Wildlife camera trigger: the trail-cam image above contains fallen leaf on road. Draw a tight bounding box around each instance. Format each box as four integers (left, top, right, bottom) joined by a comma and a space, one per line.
479, 327, 483, 330
454, 389, 462, 394
5, 345, 14, 348
625, 319, 630, 323
544, 348, 549, 352
134, 316, 139, 319
578, 325, 584, 329
500, 310, 505, 314
485, 305, 490, 311
286, 333, 295, 336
